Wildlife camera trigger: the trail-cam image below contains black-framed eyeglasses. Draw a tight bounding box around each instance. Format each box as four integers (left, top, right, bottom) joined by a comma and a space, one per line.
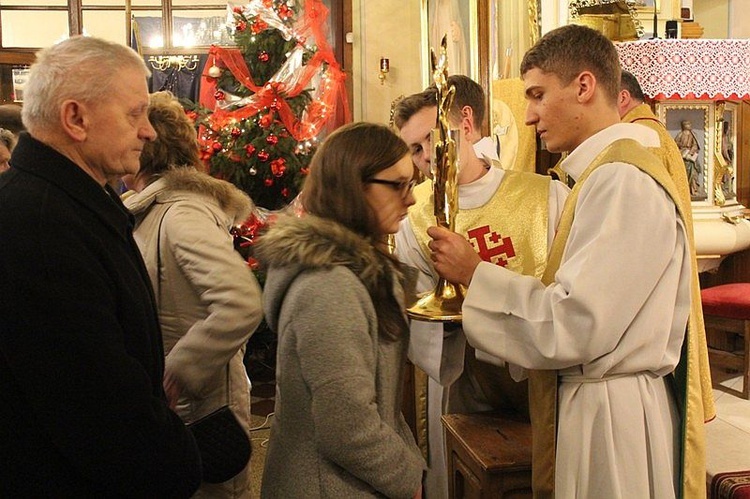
366, 178, 417, 199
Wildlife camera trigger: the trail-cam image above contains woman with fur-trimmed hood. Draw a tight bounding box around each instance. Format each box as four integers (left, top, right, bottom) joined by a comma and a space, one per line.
125, 91, 263, 498
256, 122, 426, 498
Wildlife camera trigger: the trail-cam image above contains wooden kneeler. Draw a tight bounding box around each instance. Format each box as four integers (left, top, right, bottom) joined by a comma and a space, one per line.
442, 411, 532, 498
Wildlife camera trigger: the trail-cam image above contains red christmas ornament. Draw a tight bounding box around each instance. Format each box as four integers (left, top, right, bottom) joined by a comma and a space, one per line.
266, 134, 278, 145
185, 110, 198, 122
214, 90, 225, 101
270, 158, 286, 177
281, 187, 290, 198
257, 150, 270, 162
231, 127, 241, 138
259, 113, 274, 128
278, 5, 293, 19
251, 19, 268, 34
244, 144, 256, 156
264, 178, 274, 187
236, 21, 247, 32
212, 141, 223, 152
258, 51, 270, 63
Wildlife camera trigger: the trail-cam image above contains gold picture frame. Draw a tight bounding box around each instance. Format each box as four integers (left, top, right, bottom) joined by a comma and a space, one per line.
658, 102, 712, 203
421, 0, 479, 87
419, 0, 541, 137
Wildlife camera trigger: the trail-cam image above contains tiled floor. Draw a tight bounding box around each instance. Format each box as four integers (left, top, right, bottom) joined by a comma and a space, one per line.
250, 379, 275, 418
246, 332, 276, 498
245, 327, 276, 419
706, 369, 750, 485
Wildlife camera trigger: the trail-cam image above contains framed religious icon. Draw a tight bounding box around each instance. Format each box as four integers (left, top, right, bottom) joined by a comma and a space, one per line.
484, 0, 540, 173
658, 102, 711, 203
717, 102, 738, 203
422, 0, 479, 85
488, 0, 539, 81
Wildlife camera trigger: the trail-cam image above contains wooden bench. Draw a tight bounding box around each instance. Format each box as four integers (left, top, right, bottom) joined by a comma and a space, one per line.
442, 411, 532, 499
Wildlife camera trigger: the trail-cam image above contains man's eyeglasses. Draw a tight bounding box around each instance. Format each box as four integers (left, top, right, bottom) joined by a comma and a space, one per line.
367, 178, 417, 199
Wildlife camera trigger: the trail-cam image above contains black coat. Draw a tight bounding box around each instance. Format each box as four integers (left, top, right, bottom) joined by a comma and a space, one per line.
0, 134, 201, 497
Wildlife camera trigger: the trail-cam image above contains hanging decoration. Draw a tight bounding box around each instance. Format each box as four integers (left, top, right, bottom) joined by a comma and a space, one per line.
193, 0, 349, 211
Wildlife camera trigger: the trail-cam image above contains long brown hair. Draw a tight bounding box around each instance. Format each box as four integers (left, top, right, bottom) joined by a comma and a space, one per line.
302, 122, 410, 341
302, 121, 408, 239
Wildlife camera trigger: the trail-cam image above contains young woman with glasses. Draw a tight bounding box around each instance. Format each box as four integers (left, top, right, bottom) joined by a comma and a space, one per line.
256, 122, 425, 498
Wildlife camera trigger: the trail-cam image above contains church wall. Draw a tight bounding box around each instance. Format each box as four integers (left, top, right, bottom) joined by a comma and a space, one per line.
352, 0, 423, 124
694, 1, 729, 39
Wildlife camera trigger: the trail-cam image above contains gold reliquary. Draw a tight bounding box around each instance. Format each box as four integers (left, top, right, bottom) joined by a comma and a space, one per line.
570, 0, 642, 42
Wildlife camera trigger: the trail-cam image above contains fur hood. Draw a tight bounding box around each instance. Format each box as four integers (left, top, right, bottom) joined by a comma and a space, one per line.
125, 167, 254, 225
255, 214, 389, 290
255, 214, 405, 333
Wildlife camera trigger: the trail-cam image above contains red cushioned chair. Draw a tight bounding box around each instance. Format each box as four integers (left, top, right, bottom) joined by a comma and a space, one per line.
701, 283, 750, 399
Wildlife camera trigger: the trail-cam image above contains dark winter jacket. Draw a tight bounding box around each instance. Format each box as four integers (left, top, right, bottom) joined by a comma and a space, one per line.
0, 133, 201, 498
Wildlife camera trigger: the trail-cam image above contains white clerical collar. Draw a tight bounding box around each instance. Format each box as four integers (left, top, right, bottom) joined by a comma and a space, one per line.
458, 165, 505, 209
473, 136, 499, 163
561, 123, 660, 182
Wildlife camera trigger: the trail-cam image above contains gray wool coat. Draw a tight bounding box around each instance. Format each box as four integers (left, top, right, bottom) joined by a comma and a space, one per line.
256, 214, 425, 498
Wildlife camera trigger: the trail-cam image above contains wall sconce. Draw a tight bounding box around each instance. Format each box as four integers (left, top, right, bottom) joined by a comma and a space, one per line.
378, 56, 390, 85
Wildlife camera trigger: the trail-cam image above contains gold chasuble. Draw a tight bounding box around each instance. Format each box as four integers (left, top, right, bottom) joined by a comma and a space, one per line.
408, 170, 550, 461
409, 170, 550, 278
529, 138, 711, 499
623, 103, 694, 220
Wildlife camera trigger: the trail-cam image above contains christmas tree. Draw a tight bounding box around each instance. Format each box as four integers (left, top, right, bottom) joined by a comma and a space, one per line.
194, 0, 348, 212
